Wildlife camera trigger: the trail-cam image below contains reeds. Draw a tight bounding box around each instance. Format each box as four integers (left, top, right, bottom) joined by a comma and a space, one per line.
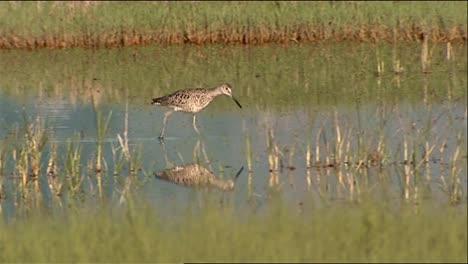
65, 134, 83, 198
421, 32, 430, 73
9, 115, 48, 209
244, 128, 254, 200
94, 111, 112, 173
448, 132, 464, 204
0, 101, 465, 215
0, 1, 466, 49
297, 101, 466, 204
267, 128, 282, 189
244, 129, 252, 172
2, 116, 465, 210
115, 100, 144, 204
0, 108, 147, 210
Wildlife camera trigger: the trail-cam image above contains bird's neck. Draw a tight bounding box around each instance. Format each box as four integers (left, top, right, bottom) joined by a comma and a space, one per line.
208, 178, 234, 191
210, 87, 224, 97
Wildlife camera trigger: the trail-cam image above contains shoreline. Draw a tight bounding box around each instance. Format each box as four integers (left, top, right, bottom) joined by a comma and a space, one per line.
1, 26, 466, 50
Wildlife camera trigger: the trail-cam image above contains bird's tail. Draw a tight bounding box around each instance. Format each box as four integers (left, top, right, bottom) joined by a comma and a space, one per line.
151, 97, 162, 105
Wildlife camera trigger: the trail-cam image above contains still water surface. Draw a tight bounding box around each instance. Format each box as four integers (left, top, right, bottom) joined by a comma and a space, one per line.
0, 43, 466, 216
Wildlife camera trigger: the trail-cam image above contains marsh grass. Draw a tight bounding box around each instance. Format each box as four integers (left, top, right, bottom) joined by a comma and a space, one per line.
92, 104, 112, 173
1, 100, 463, 210
0, 199, 466, 263
243, 129, 252, 172
0, 1, 466, 49
64, 134, 83, 199
0, 40, 466, 208
0, 101, 466, 261
0, 42, 466, 113
241, 97, 466, 204
6, 115, 48, 211
110, 141, 125, 176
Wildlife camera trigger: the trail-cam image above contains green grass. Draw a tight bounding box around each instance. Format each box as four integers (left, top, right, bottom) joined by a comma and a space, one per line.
0, 200, 466, 262
0, 43, 466, 112
0, 1, 466, 48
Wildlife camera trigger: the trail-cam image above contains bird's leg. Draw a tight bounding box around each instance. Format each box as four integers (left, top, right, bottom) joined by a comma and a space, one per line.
199, 137, 212, 171
193, 139, 200, 159
159, 111, 173, 140
192, 114, 200, 135
161, 138, 174, 167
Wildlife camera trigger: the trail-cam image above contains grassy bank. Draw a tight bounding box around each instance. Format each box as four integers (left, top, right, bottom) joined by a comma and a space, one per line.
0, 200, 466, 262
0, 1, 466, 49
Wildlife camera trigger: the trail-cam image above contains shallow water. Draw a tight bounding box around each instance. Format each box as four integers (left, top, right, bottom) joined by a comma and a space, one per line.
0, 43, 467, 217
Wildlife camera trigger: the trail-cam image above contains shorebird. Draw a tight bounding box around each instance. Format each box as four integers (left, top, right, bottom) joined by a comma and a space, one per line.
155, 163, 243, 191
151, 83, 242, 140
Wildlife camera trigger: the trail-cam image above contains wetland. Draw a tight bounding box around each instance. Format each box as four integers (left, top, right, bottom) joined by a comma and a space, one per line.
0, 10, 467, 262
1, 43, 466, 207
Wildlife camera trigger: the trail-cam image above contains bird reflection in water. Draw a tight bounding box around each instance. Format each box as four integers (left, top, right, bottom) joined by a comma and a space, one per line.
155, 139, 243, 191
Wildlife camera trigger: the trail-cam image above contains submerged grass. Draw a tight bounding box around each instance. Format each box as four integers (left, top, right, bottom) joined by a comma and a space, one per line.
0, 1, 466, 49
0, 43, 466, 113
1, 99, 465, 211
0, 200, 466, 262
0, 44, 465, 204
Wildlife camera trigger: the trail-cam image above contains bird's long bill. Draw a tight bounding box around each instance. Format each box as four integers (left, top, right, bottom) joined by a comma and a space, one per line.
234, 166, 244, 181
232, 96, 242, 109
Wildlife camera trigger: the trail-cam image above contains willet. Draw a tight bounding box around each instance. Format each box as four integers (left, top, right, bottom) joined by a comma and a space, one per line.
151, 83, 242, 140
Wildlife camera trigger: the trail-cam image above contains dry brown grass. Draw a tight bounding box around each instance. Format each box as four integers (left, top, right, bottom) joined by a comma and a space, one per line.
0, 1, 466, 49
0, 25, 466, 50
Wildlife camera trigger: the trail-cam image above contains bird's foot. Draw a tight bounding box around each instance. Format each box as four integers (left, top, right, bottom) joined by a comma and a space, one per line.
157, 134, 165, 143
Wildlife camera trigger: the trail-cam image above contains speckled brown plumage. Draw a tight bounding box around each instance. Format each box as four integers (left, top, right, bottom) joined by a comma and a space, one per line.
151, 83, 242, 140
155, 163, 236, 191
152, 88, 218, 113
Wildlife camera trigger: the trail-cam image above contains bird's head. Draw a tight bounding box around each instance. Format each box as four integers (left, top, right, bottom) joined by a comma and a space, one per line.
217, 83, 242, 109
